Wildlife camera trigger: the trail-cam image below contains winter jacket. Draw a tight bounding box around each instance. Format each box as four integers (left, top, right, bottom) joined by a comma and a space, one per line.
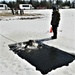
51, 10, 60, 27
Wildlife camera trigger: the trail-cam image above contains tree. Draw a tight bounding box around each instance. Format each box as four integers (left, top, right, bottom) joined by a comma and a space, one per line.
29, 0, 33, 4
8, 1, 16, 8
40, 0, 47, 7
32, 0, 40, 9
1, 1, 7, 4
56, 0, 63, 8
62, 1, 71, 7
16, 0, 22, 3
71, 1, 75, 8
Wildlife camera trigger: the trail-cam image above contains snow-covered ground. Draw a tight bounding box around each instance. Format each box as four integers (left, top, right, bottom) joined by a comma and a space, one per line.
0, 9, 75, 75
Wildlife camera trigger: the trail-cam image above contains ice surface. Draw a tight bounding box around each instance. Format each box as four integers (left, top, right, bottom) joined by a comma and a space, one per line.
0, 9, 75, 75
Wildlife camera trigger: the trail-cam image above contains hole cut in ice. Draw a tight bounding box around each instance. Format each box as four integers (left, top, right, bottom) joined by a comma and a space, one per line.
8, 39, 75, 74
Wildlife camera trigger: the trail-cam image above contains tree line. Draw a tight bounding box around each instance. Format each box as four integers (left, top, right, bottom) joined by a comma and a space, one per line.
0, 0, 75, 9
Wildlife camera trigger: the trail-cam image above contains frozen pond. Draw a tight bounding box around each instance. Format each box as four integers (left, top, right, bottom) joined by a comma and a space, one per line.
0, 9, 75, 75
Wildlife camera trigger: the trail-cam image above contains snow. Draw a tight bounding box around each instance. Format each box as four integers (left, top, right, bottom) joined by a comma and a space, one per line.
0, 9, 75, 75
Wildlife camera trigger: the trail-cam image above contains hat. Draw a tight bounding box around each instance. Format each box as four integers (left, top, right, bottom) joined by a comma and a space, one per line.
52, 6, 56, 10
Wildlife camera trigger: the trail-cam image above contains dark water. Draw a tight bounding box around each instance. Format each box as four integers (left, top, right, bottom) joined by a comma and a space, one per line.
8, 40, 75, 74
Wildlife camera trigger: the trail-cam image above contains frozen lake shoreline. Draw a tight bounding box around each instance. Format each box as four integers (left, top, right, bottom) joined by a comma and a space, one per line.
0, 9, 75, 75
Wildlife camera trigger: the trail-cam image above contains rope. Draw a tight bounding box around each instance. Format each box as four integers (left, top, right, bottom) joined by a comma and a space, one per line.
0, 34, 17, 43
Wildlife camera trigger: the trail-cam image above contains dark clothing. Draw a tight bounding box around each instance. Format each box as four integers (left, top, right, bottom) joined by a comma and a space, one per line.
51, 10, 60, 27
15, 9, 18, 15
51, 10, 60, 38
11, 8, 15, 15
20, 9, 24, 15
52, 25, 58, 38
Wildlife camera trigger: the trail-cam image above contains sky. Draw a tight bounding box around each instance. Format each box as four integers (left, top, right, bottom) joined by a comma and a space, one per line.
0, 0, 74, 2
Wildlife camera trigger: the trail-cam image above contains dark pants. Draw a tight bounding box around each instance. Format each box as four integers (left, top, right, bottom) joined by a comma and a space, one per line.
52, 25, 58, 38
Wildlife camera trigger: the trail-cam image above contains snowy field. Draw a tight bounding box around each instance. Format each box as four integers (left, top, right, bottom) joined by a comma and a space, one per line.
0, 9, 75, 75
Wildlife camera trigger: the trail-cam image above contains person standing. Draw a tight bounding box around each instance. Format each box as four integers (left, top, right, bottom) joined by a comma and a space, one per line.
11, 8, 15, 15
51, 6, 60, 39
20, 9, 24, 15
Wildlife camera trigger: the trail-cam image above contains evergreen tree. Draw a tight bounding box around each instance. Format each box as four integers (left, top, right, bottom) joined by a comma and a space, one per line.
29, 0, 32, 4
56, 0, 63, 8
32, 0, 40, 9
